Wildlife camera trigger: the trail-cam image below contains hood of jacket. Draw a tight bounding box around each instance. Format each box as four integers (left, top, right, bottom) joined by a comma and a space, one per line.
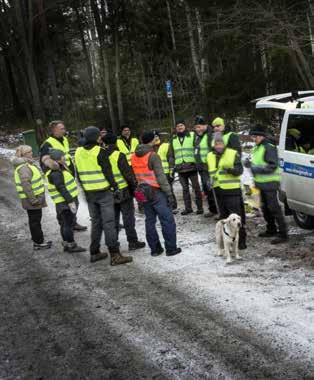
12, 156, 30, 168
41, 155, 60, 171
134, 144, 154, 157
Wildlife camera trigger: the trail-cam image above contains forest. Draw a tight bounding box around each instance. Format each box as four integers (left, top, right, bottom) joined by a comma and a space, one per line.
1, 0, 314, 140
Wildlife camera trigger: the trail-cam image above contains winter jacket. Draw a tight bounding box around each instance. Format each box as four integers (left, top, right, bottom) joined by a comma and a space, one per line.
133, 144, 171, 196
168, 131, 197, 173
251, 139, 280, 191
12, 157, 47, 210
40, 136, 75, 175
194, 128, 213, 171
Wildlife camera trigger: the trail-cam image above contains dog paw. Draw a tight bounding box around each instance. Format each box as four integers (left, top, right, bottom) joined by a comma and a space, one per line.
235, 255, 242, 260
226, 259, 233, 265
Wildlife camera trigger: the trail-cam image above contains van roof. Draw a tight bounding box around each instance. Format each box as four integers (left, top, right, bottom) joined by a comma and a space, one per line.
252, 91, 314, 110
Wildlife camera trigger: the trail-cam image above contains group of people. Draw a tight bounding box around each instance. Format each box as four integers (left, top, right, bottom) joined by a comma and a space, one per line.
13, 116, 288, 267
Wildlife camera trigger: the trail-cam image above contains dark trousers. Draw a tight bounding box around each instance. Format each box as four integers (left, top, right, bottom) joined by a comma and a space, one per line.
198, 170, 217, 213
260, 190, 287, 235
27, 209, 44, 244
57, 209, 75, 243
166, 174, 177, 210
115, 197, 138, 243
178, 171, 203, 211
216, 189, 246, 246
87, 190, 119, 255
143, 190, 177, 253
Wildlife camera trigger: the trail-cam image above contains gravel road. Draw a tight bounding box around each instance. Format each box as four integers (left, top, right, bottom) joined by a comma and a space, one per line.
0, 157, 313, 380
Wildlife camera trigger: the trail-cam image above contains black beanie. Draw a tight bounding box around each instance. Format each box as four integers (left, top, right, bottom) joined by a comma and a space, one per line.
194, 115, 206, 125
141, 130, 155, 144
103, 132, 117, 145
49, 148, 64, 161
249, 124, 268, 137
175, 118, 185, 126
84, 126, 100, 143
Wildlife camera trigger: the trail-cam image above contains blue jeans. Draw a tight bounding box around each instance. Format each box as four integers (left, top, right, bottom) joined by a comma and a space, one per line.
143, 190, 177, 253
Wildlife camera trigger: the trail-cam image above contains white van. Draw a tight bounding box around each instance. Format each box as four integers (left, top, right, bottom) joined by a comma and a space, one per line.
254, 91, 314, 229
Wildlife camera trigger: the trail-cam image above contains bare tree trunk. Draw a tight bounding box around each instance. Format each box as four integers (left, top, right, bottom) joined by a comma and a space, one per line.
259, 41, 272, 95
307, 0, 314, 57
166, 0, 177, 52
184, 1, 205, 95
195, 7, 208, 83
114, 27, 124, 126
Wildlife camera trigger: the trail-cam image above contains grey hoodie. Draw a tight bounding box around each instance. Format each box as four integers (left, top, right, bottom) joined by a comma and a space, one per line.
12, 157, 47, 210
134, 144, 171, 196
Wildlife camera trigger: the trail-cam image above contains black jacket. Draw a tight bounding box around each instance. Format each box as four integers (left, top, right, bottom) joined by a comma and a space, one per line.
194, 128, 213, 171
251, 139, 279, 191
225, 130, 242, 155
47, 165, 76, 204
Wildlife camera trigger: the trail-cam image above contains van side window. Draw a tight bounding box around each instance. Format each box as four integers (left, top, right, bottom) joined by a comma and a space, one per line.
285, 114, 314, 154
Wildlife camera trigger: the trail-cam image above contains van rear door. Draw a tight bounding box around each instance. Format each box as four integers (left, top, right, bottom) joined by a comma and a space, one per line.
279, 111, 314, 215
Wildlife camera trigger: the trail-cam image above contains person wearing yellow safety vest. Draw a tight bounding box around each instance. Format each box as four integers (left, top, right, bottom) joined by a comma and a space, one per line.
286, 128, 306, 153
103, 132, 146, 251
245, 124, 288, 245
117, 125, 139, 165
156, 131, 178, 211
13, 145, 51, 250
211, 117, 242, 155
207, 133, 247, 250
193, 115, 217, 217
75, 126, 133, 265
168, 119, 203, 215
40, 120, 87, 232
45, 149, 86, 253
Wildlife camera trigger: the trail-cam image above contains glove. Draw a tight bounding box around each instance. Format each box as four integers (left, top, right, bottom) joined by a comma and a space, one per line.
244, 158, 251, 168
68, 202, 77, 214
167, 195, 176, 209
29, 197, 40, 206
113, 188, 122, 203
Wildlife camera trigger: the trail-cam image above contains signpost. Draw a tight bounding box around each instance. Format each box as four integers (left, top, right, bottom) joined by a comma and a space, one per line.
165, 80, 176, 131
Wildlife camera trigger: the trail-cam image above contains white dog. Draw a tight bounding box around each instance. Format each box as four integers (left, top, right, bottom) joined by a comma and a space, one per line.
215, 213, 242, 264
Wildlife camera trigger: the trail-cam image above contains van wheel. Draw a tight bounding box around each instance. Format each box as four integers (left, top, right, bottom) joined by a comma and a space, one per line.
292, 211, 314, 229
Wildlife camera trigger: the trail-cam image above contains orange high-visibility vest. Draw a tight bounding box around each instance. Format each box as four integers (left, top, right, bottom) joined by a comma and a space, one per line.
131, 152, 160, 188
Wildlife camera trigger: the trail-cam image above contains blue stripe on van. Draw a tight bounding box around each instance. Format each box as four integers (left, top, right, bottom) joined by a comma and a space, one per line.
283, 162, 314, 178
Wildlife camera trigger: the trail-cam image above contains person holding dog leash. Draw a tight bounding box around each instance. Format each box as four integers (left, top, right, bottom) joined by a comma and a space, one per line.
245, 125, 288, 245
207, 132, 247, 250
131, 131, 181, 257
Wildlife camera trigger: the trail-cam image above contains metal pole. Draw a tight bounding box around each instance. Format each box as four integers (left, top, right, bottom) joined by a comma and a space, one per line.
169, 96, 176, 133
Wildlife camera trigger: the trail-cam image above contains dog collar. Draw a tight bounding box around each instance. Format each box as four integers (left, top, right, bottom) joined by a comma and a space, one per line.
223, 225, 236, 242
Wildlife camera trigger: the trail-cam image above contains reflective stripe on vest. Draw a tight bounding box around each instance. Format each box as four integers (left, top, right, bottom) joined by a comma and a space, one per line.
131, 152, 161, 188
109, 150, 128, 190
117, 137, 139, 165
172, 132, 195, 165
211, 132, 232, 148
75, 146, 110, 191
251, 143, 280, 184
46, 169, 78, 204
14, 163, 45, 199
45, 136, 72, 167
207, 148, 241, 190
196, 134, 210, 163
157, 143, 170, 174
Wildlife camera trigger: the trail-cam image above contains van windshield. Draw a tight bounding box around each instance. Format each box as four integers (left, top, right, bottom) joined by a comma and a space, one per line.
285, 114, 314, 154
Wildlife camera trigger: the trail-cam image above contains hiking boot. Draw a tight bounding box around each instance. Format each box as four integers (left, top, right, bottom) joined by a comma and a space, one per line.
271, 235, 289, 245
73, 223, 87, 232
128, 241, 146, 251
259, 230, 277, 238
166, 247, 182, 256
67, 242, 86, 253
110, 248, 133, 266
33, 241, 52, 250
181, 209, 193, 216
196, 209, 204, 215
90, 251, 108, 263
238, 241, 247, 250
151, 247, 164, 257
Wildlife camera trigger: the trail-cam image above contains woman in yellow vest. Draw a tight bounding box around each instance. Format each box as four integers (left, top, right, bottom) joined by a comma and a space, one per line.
207, 133, 247, 250
103, 132, 145, 251
45, 149, 86, 253
13, 145, 51, 250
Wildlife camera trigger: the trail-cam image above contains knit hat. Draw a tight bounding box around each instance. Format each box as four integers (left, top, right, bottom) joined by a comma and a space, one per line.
175, 118, 185, 126
141, 130, 155, 144
213, 132, 225, 144
194, 115, 206, 125
15, 145, 32, 158
212, 117, 225, 127
103, 132, 117, 145
249, 124, 268, 137
49, 148, 65, 161
84, 126, 100, 143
